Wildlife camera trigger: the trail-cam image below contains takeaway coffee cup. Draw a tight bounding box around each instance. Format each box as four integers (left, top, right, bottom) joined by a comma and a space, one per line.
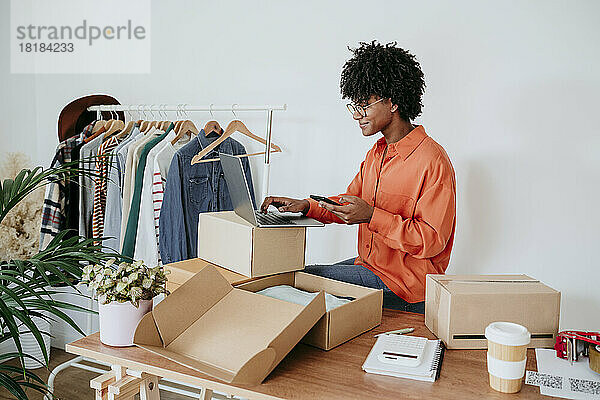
485, 322, 531, 393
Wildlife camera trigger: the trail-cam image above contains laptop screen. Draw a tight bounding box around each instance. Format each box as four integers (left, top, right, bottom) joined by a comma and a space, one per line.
219, 153, 258, 225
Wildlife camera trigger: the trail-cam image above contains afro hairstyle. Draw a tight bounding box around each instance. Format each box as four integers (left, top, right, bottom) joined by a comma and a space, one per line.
340, 41, 425, 121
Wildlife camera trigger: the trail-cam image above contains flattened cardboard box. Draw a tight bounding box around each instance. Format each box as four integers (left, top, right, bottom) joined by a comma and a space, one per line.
236, 271, 383, 350
425, 274, 560, 349
165, 258, 255, 293
133, 265, 326, 385
197, 211, 306, 278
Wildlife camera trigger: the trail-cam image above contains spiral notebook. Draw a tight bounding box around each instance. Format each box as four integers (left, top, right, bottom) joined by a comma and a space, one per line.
362, 336, 445, 382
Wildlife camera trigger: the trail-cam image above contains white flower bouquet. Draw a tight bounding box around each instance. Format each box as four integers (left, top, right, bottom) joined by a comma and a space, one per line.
81, 259, 170, 307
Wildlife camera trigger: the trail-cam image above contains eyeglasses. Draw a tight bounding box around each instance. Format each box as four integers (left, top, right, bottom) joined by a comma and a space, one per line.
346, 98, 385, 117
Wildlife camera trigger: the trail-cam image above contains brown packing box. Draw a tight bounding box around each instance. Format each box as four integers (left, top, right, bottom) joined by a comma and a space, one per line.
425, 274, 560, 349
165, 258, 256, 293
133, 264, 326, 385
236, 271, 383, 350
197, 211, 306, 278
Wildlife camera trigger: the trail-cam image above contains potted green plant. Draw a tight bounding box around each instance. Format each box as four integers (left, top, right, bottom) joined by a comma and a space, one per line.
0, 157, 118, 400
80, 259, 169, 346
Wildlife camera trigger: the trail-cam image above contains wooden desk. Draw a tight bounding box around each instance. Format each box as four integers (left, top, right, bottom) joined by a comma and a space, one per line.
66, 310, 549, 399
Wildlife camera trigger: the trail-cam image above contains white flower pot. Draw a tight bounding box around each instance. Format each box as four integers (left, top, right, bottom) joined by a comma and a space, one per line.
20, 315, 51, 370
98, 299, 152, 347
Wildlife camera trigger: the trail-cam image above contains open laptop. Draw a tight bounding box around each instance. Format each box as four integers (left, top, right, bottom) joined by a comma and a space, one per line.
219, 153, 324, 227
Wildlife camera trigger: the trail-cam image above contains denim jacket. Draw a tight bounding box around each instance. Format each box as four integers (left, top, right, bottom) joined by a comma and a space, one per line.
159, 131, 256, 264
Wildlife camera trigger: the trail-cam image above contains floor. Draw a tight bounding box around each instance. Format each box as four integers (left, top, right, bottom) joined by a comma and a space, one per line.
0, 348, 198, 400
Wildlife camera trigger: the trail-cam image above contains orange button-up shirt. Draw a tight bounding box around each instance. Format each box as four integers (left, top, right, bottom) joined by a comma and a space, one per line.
306, 125, 456, 303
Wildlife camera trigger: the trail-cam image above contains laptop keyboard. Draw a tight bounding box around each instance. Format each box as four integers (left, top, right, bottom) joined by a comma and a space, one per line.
255, 211, 293, 226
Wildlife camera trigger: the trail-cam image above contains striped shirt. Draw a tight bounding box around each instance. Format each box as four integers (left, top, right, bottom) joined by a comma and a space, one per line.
91, 136, 120, 240
151, 138, 184, 264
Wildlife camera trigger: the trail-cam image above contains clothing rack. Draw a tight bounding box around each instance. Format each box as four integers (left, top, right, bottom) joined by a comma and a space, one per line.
87, 103, 287, 199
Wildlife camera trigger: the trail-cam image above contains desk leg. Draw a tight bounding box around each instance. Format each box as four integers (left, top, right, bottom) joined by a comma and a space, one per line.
200, 387, 213, 400
112, 365, 127, 380
108, 375, 141, 400
90, 371, 115, 400
90, 365, 161, 400
140, 373, 160, 400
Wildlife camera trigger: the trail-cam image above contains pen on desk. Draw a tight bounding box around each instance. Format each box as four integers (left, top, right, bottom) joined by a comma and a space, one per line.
374, 327, 414, 337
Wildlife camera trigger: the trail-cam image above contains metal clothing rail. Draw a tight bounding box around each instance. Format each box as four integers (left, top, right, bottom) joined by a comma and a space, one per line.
87, 104, 287, 112
86, 103, 287, 196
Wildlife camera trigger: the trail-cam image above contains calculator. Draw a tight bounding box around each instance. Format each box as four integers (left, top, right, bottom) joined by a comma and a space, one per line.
377, 335, 428, 367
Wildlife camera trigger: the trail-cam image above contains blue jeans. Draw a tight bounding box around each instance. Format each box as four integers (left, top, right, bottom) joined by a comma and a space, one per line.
303, 258, 425, 314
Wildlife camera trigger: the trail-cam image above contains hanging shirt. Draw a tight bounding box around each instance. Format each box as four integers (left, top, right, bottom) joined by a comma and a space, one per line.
150, 135, 191, 265
134, 129, 176, 267
79, 134, 105, 238
91, 135, 122, 240
39, 122, 95, 249
121, 124, 173, 259
103, 126, 142, 252
306, 125, 456, 303
120, 127, 161, 245
159, 130, 256, 264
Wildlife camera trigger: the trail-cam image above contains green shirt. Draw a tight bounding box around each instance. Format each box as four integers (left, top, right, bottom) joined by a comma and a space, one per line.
121, 123, 174, 260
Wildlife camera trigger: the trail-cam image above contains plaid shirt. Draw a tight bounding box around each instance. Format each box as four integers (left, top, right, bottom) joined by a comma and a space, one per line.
39, 122, 95, 250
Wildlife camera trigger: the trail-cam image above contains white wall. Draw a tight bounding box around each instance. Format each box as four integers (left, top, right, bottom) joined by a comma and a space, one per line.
1, 0, 599, 346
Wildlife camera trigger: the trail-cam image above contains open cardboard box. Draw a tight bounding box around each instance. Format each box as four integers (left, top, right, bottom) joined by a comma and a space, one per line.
425, 274, 560, 349
165, 258, 255, 293
133, 264, 326, 385
235, 271, 383, 350
197, 211, 306, 277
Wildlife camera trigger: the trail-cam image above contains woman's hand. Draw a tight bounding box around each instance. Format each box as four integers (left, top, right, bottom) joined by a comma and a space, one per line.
260, 196, 310, 214
318, 195, 374, 224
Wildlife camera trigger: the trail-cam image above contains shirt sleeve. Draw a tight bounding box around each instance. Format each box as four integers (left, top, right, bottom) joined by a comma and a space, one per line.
239, 148, 256, 208
103, 150, 123, 253
134, 151, 160, 268
305, 160, 364, 224
367, 156, 456, 259
39, 148, 66, 250
151, 156, 165, 265
159, 154, 188, 264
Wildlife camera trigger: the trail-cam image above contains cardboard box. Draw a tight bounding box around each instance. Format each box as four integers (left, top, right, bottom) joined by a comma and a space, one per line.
198, 211, 306, 277
134, 264, 326, 385
165, 258, 256, 293
235, 271, 383, 350
425, 274, 560, 349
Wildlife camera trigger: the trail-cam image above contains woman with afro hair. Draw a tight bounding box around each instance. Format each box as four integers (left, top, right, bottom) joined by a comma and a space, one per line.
261, 41, 456, 313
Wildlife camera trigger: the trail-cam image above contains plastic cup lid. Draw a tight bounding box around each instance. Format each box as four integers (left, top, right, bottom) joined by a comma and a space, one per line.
485, 322, 531, 346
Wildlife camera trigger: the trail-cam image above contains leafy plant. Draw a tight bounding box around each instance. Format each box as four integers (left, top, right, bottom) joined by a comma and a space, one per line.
0, 159, 120, 400
81, 259, 169, 307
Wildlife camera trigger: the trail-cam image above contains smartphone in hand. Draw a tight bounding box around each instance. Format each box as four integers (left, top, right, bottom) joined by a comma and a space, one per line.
310, 195, 342, 206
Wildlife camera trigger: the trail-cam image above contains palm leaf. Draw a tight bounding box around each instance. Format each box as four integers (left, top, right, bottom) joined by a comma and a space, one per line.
0, 156, 123, 399
0, 158, 104, 225
0, 372, 29, 400
0, 298, 26, 367
0, 364, 47, 385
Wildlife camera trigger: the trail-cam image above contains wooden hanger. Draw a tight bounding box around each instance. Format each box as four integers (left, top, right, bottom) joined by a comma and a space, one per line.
159, 121, 172, 131
204, 120, 222, 136
116, 120, 136, 140
92, 120, 107, 133
191, 120, 282, 165
171, 120, 199, 145
83, 124, 108, 144
140, 120, 150, 133
174, 120, 183, 132
103, 119, 125, 139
